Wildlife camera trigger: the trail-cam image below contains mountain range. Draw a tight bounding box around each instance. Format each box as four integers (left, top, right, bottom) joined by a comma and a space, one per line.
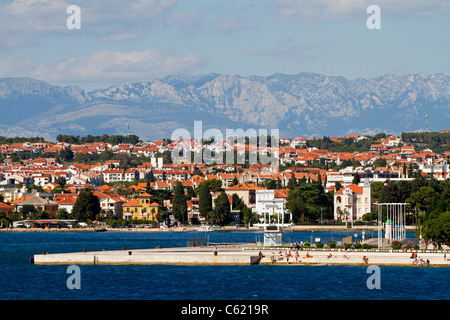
0, 72, 448, 142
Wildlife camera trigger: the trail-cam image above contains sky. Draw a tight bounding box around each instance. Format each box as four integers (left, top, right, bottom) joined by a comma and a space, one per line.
0, 0, 449, 91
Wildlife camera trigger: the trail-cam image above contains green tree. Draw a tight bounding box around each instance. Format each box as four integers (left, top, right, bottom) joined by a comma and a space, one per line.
373, 158, 387, 168
407, 186, 439, 213
56, 208, 70, 219
197, 182, 212, 220
264, 179, 277, 189
202, 179, 223, 192
231, 193, 245, 210
172, 182, 187, 224
209, 191, 230, 226
286, 183, 333, 222
185, 186, 196, 200
287, 173, 298, 190
20, 205, 38, 220
422, 211, 450, 243
59, 147, 74, 162
242, 206, 257, 226
71, 188, 100, 221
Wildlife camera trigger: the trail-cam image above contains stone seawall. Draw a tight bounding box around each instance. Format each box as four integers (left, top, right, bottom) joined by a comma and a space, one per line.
33, 246, 449, 267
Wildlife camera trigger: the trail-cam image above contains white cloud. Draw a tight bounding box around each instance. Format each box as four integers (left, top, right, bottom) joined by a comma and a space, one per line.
270, 0, 450, 22
0, 0, 177, 49
21, 49, 207, 84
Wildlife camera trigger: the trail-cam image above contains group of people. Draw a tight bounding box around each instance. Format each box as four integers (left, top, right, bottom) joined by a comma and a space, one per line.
410, 252, 430, 266
269, 249, 301, 264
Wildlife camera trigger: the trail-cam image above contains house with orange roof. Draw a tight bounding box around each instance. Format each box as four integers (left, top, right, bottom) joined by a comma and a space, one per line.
334, 181, 372, 221
12, 195, 59, 218
290, 137, 307, 148
94, 191, 126, 219
102, 169, 124, 183
0, 201, 15, 217
128, 182, 150, 193
53, 193, 78, 214
370, 144, 383, 152
225, 183, 266, 207
124, 168, 139, 182
154, 181, 170, 190
122, 193, 160, 221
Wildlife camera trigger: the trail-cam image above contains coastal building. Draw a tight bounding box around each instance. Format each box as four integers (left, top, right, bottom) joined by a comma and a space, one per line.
12, 195, 59, 218
122, 193, 160, 221
53, 193, 78, 214
102, 169, 124, 183
333, 180, 372, 221
225, 183, 266, 208
253, 189, 290, 226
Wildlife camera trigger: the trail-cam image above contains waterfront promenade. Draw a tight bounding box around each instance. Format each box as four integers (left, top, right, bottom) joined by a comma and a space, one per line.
0, 224, 417, 232
33, 244, 450, 267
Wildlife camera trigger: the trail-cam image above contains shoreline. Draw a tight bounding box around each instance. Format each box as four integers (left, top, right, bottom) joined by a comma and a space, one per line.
0, 225, 418, 232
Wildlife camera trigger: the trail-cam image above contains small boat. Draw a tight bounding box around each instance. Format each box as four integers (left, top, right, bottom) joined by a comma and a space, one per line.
195, 225, 214, 232
94, 228, 107, 232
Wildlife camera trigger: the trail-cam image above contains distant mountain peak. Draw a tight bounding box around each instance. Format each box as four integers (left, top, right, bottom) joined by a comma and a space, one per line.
0, 72, 448, 141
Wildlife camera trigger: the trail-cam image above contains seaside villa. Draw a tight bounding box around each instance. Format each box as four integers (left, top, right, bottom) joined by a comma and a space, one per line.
122, 193, 160, 222
334, 180, 372, 221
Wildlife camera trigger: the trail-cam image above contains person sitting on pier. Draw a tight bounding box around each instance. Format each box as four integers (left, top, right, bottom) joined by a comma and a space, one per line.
362, 256, 368, 264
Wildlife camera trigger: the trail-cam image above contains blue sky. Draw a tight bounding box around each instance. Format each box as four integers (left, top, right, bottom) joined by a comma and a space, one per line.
0, 0, 448, 90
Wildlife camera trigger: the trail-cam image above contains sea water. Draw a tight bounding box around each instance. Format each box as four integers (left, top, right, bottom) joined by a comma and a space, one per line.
0, 231, 448, 300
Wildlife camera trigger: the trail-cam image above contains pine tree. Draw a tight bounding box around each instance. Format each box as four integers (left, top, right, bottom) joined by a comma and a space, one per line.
287, 173, 298, 190
172, 182, 187, 224
71, 187, 100, 221
352, 173, 361, 185
209, 191, 230, 226
198, 182, 212, 220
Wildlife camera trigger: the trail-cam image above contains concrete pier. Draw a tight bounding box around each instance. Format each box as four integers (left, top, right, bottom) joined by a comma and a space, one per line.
33, 245, 450, 267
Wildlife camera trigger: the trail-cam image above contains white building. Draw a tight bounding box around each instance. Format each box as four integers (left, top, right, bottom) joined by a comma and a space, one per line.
253, 189, 291, 226
102, 169, 124, 183
334, 180, 372, 221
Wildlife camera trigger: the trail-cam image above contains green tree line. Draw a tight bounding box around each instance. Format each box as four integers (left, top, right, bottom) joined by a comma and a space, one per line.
56, 134, 141, 145
370, 176, 450, 243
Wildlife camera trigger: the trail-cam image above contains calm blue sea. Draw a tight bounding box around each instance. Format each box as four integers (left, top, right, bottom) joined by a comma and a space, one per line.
0, 230, 448, 301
